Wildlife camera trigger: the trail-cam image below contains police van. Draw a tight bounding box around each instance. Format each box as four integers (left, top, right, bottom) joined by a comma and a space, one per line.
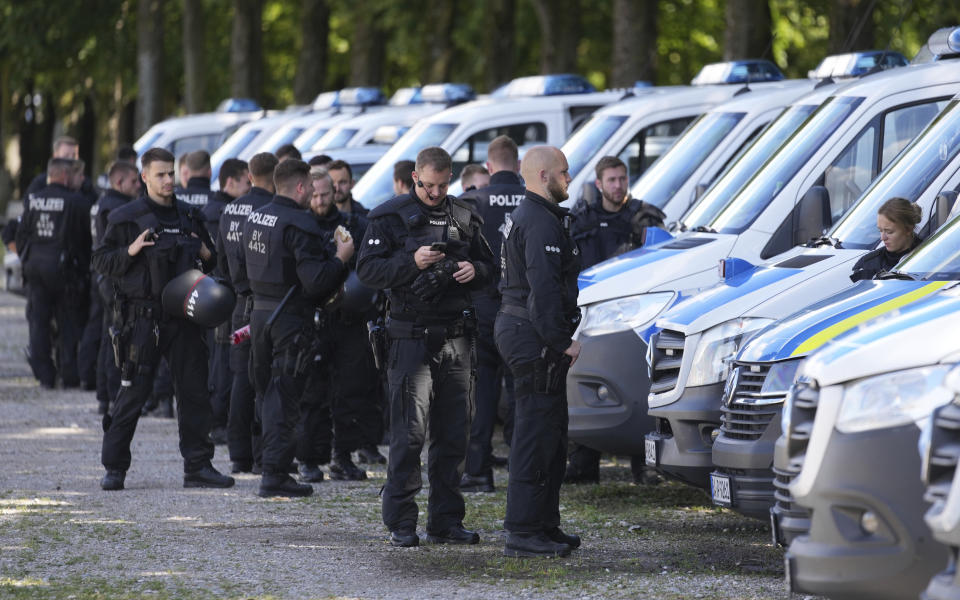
302, 84, 476, 155
133, 97, 262, 158
351, 74, 624, 208
646, 88, 960, 494
560, 60, 803, 215
775, 285, 960, 599
568, 41, 954, 460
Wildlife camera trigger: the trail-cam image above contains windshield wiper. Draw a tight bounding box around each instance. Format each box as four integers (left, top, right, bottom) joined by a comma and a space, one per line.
668, 221, 686, 233
692, 225, 716, 233
875, 269, 918, 281
804, 235, 842, 248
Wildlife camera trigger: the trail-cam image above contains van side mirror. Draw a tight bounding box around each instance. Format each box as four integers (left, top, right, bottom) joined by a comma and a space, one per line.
694, 182, 709, 201
793, 186, 831, 246
921, 190, 959, 238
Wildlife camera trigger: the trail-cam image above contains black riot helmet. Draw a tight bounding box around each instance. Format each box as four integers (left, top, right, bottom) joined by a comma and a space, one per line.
328, 271, 378, 315
162, 269, 236, 327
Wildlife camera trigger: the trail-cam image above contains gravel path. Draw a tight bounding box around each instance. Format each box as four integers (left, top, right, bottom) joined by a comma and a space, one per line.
0, 291, 808, 599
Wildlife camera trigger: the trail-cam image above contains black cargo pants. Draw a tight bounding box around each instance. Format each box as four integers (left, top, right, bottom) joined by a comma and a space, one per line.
381, 326, 473, 534
494, 312, 567, 534
227, 296, 261, 466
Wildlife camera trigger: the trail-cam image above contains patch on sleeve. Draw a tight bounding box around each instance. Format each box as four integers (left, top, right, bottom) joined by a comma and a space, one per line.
545, 245, 561, 254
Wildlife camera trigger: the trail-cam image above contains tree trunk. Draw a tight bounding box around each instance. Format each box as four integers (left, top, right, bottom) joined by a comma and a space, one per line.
79, 95, 96, 176
136, 0, 164, 137
349, 0, 387, 87
231, 0, 264, 102
723, 0, 773, 60
484, 0, 516, 91
294, 0, 330, 104
182, 0, 205, 113
829, 0, 876, 53
531, 0, 581, 73
611, 0, 658, 87
423, 0, 457, 83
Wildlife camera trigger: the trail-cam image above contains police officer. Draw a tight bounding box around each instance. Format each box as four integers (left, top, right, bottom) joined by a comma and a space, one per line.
175, 150, 215, 207
295, 168, 379, 482
459, 164, 490, 192
565, 155, 666, 485
202, 158, 251, 444
497, 145, 582, 558
392, 160, 415, 197
25, 136, 98, 209
16, 157, 92, 389
93, 147, 234, 491
91, 161, 141, 413
327, 160, 368, 216
357, 146, 494, 548
217, 152, 278, 474
850, 197, 922, 281
245, 159, 353, 498
458, 135, 524, 493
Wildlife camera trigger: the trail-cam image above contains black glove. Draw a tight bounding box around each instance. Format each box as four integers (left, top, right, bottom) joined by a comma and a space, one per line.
412, 259, 458, 302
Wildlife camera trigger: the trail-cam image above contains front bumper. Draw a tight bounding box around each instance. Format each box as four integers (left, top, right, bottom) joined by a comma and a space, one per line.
567, 328, 654, 455
710, 403, 783, 520
787, 423, 948, 599
645, 382, 724, 489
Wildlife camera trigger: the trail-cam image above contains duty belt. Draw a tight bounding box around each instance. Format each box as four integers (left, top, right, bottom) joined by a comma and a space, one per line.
253, 297, 314, 318
385, 317, 471, 340
500, 304, 530, 319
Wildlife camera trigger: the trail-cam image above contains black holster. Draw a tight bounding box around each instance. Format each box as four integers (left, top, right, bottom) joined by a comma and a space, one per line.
516, 347, 572, 395
367, 317, 386, 370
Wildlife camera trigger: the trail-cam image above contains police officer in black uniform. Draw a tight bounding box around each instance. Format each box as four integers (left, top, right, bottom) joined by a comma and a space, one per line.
25, 136, 98, 209
357, 146, 494, 548
217, 152, 277, 474
565, 155, 665, 484
202, 158, 250, 444
850, 196, 923, 281
327, 160, 369, 217
91, 160, 141, 413
294, 167, 379, 482
93, 147, 234, 491
497, 145, 582, 558
245, 159, 354, 498
16, 157, 92, 389
175, 150, 215, 208
458, 135, 524, 493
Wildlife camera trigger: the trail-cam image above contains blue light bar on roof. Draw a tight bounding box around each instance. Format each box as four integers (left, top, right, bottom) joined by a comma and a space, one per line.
691, 60, 784, 85
928, 26, 960, 58
496, 74, 596, 97
312, 91, 339, 110
216, 98, 261, 112
338, 87, 386, 106
389, 87, 422, 106
808, 51, 908, 79
420, 83, 476, 104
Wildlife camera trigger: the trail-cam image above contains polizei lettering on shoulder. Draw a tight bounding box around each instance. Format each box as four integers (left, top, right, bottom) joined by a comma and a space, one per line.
489, 194, 523, 207
247, 212, 278, 227
223, 203, 253, 217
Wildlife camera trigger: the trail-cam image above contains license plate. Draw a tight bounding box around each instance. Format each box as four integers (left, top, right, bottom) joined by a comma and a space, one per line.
711, 473, 732, 505
645, 438, 657, 466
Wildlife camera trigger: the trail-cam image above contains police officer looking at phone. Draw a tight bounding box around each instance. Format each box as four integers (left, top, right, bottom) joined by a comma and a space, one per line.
245, 159, 354, 498
17, 157, 92, 389
217, 152, 277, 474
457, 135, 524, 493
357, 146, 494, 548
496, 145, 582, 558
93, 147, 233, 491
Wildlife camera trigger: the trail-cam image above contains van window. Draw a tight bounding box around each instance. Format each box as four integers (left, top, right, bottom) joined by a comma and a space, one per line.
616, 117, 694, 184
451, 122, 547, 178
171, 134, 221, 156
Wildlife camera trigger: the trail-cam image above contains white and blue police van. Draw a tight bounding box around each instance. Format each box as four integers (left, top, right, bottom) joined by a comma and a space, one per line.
647, 88, 960, 494
567, 38, 955, 461
133, 97, 263, 158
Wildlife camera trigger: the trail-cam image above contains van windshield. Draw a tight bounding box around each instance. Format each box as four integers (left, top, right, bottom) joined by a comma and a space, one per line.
630, 111, 745, 208
899, 212, 960, 280
353, 122, 457, 208
832, 99, 960, 249
682, 103, 820, 229
707, 96, 865, 233
561, 115, 628, 180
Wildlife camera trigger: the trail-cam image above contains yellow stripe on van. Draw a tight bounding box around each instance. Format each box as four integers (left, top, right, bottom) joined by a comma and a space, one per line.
791, 281, 949, 357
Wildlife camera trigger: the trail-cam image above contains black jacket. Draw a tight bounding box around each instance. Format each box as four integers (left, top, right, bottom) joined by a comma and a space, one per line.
850, 235, 923, 281
216, 186, 274, 295
175, 176, 214, 207
459, 170, 526, 292
91, 188, 135, 246
571, 197, 665, 270
16, 182, 92, 288
499, 191, 581, 354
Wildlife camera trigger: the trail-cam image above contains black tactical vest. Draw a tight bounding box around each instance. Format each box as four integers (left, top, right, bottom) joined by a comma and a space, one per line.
219, 188, 272, 295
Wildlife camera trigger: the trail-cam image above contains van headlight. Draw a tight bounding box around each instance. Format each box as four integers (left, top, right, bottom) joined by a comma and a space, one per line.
836, 366, 953, 434
686, 318, 773, 387
578, 292, 673, 337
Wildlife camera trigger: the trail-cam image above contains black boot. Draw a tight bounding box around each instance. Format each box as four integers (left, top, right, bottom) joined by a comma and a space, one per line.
298, 463, 325, 483
459, 472, 495, 493
425, 524, 480, 545
504, 532, 572, 558
546, 526, 581, 549
100, 470, 126, 491
231, 461, 253, 474
390, 528, 419, 547
258, 474, 313, 498
329, 452, 367, 481
356, 445, 387, 464
184, 465, 235, 488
